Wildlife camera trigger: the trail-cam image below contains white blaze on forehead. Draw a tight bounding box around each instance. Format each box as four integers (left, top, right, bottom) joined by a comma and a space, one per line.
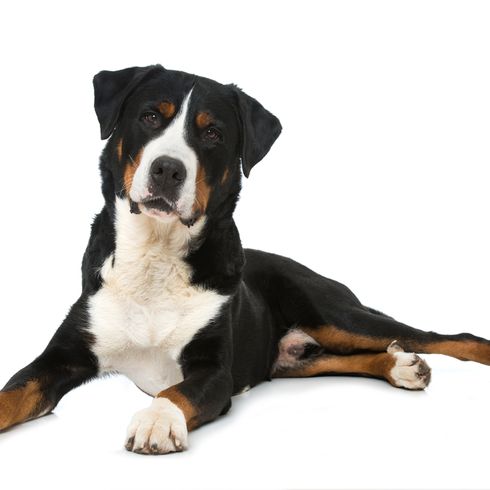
130, 89, 197, 218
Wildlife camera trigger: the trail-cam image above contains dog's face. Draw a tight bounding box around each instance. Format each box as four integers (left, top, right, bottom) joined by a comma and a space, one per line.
93, 65, 281, 225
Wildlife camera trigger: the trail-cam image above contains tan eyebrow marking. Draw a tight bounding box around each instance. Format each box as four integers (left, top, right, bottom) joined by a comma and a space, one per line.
196, 111, 214, 129
158, 101, 176, 119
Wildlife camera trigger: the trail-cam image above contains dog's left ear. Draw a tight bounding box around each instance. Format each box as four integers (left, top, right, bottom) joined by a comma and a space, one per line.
93, 65, 164, 140
231, 86, 282, 178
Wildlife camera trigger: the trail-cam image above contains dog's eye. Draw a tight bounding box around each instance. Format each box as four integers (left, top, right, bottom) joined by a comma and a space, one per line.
203, 127, 222, 143
141, 112, 162, 129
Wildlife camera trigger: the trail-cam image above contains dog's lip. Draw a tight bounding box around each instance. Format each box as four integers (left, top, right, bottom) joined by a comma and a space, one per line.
139, 196, 178, 214
140, 195, 176, 209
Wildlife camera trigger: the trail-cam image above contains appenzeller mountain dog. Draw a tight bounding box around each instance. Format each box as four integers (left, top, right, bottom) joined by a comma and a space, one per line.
1, 65, 489, 454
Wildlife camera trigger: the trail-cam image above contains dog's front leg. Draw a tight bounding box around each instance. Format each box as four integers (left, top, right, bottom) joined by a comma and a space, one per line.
125, 332, 233, 455
0, 296, 98, 431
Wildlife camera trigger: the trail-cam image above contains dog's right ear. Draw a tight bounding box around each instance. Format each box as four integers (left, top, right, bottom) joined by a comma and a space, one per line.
93, 65, 164, 140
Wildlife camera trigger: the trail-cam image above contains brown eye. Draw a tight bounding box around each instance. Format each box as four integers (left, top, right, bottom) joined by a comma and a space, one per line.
204, 127, 222, 142
141, 112, 162, 129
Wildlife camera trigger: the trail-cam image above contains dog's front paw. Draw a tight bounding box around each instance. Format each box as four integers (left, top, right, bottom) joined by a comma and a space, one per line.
125, 398, 188, 455
387, 341, 431, 390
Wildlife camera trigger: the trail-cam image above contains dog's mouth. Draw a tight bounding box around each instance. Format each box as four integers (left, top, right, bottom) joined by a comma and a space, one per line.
141, 196, 176, 213
130, 196, 179, 222
129, 196, 200, 227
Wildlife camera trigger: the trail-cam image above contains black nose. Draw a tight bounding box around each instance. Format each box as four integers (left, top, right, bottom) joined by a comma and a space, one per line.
150, 156, 186, 188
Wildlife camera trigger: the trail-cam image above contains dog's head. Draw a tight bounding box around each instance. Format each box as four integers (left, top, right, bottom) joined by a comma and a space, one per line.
93, 65, 281, 225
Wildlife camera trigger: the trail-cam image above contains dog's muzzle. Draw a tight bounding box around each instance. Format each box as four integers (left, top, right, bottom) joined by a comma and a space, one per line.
133, 155, 187, 215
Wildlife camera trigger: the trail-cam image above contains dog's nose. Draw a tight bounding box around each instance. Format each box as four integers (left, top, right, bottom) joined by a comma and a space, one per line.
150, 156, 186, 188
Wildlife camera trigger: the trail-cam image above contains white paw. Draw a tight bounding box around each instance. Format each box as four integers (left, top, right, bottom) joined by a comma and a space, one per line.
388, 341, 431, 390
125, 398, 188, 455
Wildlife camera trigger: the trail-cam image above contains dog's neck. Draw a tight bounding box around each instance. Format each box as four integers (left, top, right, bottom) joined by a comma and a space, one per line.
113, 197, 206, 259
107, 196, 244, 295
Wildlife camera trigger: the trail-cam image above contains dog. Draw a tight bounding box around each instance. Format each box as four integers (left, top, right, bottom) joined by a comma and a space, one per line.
1, 65, 489, 454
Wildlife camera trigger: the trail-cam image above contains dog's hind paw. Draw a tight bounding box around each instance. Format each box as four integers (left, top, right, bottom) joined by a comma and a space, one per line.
125, 398, 188, 455
387, 341, 431, 390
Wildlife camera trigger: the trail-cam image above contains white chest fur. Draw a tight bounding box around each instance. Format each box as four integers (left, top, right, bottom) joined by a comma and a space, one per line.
88, 198, 228, 396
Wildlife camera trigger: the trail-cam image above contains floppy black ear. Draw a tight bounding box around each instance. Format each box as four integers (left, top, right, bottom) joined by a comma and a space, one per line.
232, 87, 282, 177
93, 65, 164, 140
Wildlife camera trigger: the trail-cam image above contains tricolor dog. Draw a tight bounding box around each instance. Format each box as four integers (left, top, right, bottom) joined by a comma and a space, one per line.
1, 65, 489, 454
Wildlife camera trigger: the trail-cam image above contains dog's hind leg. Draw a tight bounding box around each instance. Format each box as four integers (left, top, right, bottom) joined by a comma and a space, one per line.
300, 308, 490, 366
263, 253, 490, 367
272, 339, 431, 390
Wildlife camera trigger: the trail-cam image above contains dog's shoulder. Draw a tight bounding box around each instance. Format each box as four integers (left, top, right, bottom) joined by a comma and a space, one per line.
81, 205, 116, 294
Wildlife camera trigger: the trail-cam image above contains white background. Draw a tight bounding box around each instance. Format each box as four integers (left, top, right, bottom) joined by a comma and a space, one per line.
0, 1, 489, 489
